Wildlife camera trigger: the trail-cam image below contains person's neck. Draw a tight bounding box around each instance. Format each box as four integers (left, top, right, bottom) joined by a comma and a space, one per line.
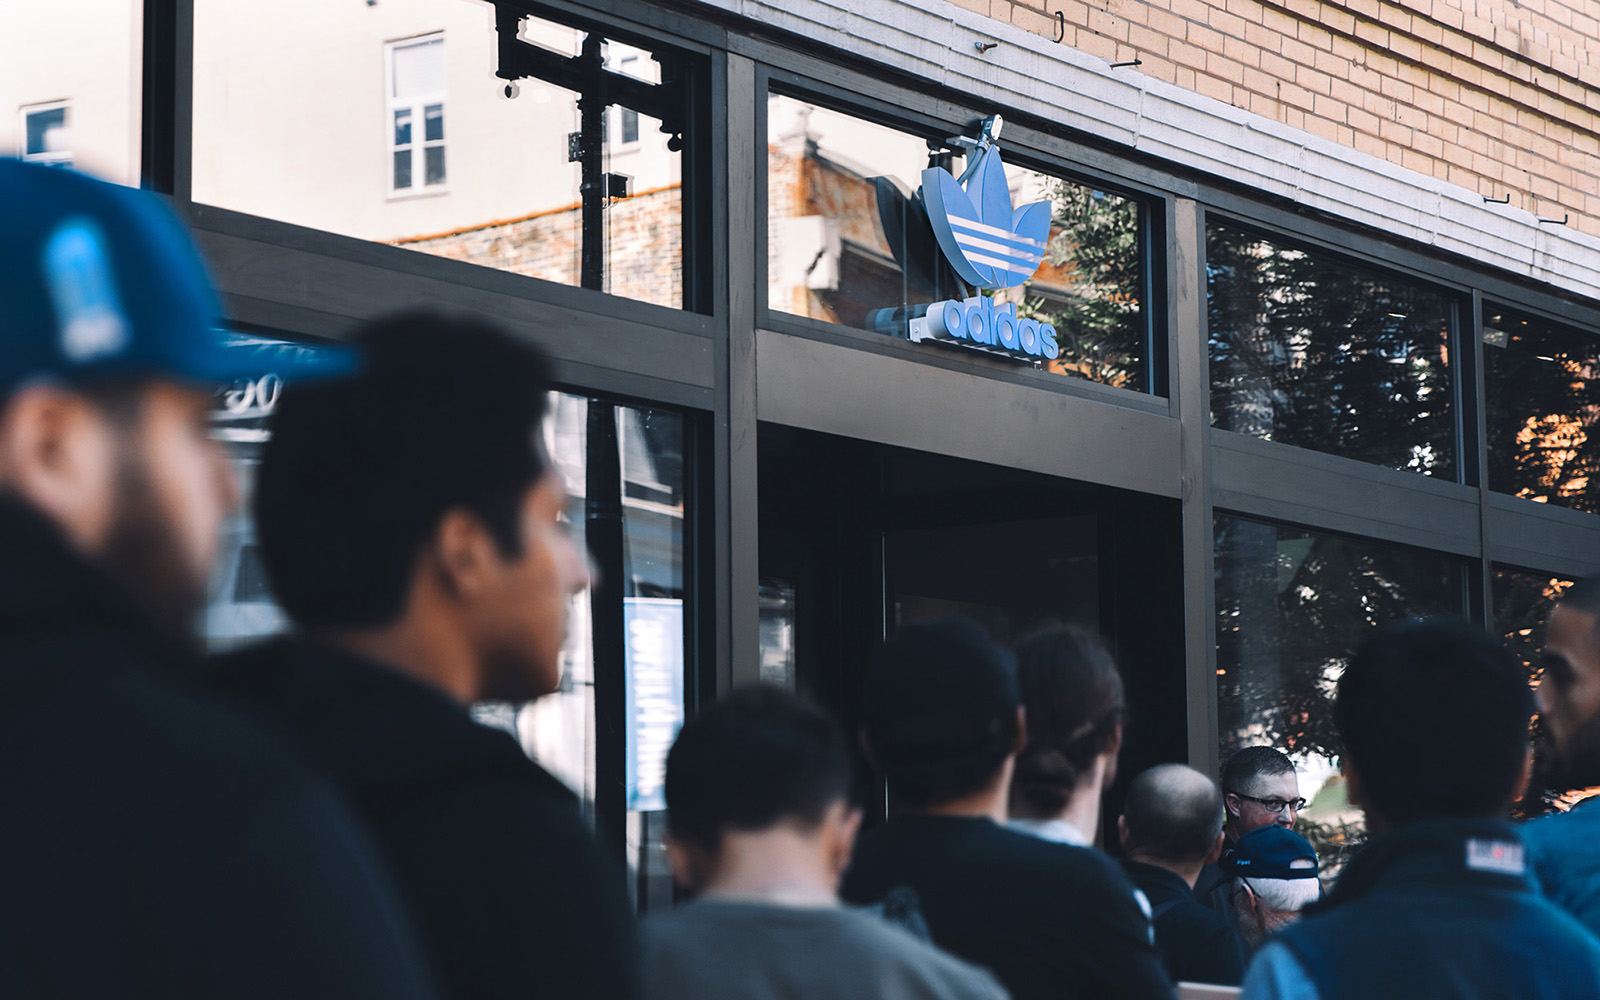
1129, 852, 1205, 888
698, 830, 839, 907
1012, 754, 1106, 844
318, 612, 480, 705
909, 760, 1014, 823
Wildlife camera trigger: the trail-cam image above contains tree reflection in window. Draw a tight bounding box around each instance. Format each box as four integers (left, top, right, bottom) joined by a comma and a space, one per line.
1215, 515, 1468, 874
1485, 305, 1600, 514
1021, 182, 1144, 390
1207, 223, 1456, 478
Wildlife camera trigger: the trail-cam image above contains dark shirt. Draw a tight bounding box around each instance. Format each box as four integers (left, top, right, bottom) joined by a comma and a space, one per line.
0, 500, 436, 999
1122, 860, 1246, 986
212, 638, 640, 1000
841, 815, 1175, 1000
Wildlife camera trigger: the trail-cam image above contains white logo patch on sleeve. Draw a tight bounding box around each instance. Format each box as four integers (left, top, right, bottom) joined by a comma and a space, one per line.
1465, 838, 1526, 876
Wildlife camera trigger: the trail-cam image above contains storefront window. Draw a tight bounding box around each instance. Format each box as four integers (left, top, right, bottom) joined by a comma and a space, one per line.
205, 382, 689, 911
0, 0, 143, 184
767, 94, 1152, 393
1484, 304, 1600, 514
1214, 514, 1468, 872
193, 3, 704, 311
1491, 565, 1572, 684
1207, 222, 1457, 478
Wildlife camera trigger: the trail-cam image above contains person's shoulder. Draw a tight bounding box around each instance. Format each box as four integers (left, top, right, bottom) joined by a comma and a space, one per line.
828, 908, 1010, 999
1525, 801, 1600, 850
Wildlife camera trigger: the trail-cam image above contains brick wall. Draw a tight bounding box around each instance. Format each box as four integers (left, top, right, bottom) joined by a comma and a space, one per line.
955, 0, 1600, 238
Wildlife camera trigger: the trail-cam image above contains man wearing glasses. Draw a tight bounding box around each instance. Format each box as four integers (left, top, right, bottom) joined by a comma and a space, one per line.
1196, 746, 1306, 951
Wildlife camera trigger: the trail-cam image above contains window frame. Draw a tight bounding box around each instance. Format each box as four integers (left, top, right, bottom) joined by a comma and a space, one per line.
385, 32, 447, 198
20, 100, 72, 167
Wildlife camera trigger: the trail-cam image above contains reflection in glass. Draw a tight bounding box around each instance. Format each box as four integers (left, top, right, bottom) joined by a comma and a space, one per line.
203, 385, 689, 913
1215, 514, 1467, 874
1491, 565, 1572, 684
1207, 222, 1456, 478
1484, 304, 1600, 514
193, 4, 694, 310
766, 95, 1149, 392
1, 2, 142, 182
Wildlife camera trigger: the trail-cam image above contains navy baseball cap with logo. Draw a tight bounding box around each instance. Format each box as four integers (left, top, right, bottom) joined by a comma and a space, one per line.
1222, 825, 1321, 880
0, 159, 353, 398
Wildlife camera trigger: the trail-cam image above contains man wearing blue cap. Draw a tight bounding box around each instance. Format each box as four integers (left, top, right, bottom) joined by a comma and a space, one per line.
1241, 618, 1600, 1000
1220, 825, 1320, 953
0, 160, 436, 998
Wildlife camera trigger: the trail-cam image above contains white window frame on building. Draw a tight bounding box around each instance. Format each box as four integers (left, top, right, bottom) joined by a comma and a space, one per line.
386, 33, 446, 195
20, 100, 71, 167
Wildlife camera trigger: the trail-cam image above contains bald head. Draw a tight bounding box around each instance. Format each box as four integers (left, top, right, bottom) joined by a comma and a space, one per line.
1121, 764, 1225, 865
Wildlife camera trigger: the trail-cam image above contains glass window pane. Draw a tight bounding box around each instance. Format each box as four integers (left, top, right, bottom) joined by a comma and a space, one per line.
766, 95, 1151, 393
1214, 514, 1468, 873
393, 149, 412, 190
393, 108, 412, 148
1207, 222, 1456, 478
1492, 565, 1573, 682
193, 6, 697, 311
1484, 303, 1600, 514
2, 4, 141, 181
620, 107, 639, 145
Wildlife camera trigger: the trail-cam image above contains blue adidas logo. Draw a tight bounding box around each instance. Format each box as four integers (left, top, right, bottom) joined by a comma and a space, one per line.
906, 116, 1058, 362
922, 144, 1051, 289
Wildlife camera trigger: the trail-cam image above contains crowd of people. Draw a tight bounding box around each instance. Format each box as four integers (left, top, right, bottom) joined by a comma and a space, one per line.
9, 159, 1600, 999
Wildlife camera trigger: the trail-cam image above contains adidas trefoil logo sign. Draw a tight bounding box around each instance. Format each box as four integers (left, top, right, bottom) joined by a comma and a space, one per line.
908, 115, 1060, 362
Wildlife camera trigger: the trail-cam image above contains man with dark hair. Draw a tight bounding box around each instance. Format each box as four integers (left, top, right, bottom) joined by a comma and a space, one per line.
213, 312, 636, 1000
1197, 745, 1303, 936
841, 619, 1175, 1000
643, 685, 1007, 1000
1241, 617, 1600, 1000
0, 160, 435, 997
1524, 574, 1600, 936
1119, 765, 1246, 987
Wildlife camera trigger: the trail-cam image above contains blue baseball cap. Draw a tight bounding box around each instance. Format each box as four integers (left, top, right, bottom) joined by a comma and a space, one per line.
1221, 825, 1320, 880
0, 159, 353, 396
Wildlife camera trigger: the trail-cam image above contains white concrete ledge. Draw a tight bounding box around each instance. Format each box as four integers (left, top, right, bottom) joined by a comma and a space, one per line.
703, 0, 1600, 304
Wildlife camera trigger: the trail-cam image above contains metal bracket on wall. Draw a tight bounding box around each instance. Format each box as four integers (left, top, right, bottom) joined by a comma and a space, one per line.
1538, 213, 1570, 225
1110, 57, 1143, 68
1045, 0, 1065, 42
1482, 193, 1511, 204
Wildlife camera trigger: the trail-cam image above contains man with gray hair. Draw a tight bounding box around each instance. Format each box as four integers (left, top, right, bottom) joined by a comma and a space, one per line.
1222, 826, 1321, 952
1119, 765, 1247, 986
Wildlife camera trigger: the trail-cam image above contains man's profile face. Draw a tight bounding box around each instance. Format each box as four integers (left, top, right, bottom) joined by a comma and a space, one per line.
1226, 770, 1300, 834
476, 470, 591, 702
1538, 603, 1600, 784
101, 382, 239, 640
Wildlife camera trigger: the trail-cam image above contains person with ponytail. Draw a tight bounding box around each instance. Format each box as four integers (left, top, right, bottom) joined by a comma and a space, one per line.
1007, 624, 1127, 848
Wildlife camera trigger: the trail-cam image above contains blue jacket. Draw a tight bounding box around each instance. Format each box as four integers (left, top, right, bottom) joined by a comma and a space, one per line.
1524, 796, 1600, 938
1244, 818, 1600, 1000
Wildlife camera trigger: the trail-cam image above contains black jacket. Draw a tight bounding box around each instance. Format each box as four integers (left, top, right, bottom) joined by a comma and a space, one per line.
1121, 860, 1245, 986
0, 500, 436, 999
212, 638, 640, 1000
841, 815, 1175, 1000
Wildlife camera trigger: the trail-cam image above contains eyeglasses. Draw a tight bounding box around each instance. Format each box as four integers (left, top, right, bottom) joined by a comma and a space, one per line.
1229, 792, 1307, 815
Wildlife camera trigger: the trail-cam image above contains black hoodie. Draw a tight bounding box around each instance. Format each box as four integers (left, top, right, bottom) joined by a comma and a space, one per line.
0, 499, 437, 998
212, 637, 640, 1000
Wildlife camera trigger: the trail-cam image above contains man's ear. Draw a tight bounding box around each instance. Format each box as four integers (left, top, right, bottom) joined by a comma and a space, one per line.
664, 832, 710, 893
824, 803, 864, 886
1224, 792, 1243, 818
0, 386, 117, 551
1013, 705, 1029, 757
1117, 815, 1132, 853
1204, 830, 1225, 865
1512, 746, 1535, 809
427, 508, 498, 600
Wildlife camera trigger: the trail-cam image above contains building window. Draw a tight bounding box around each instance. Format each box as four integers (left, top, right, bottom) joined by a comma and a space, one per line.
1207, 221, 1457, 478
1484, 303, 1600, 515
388, 35, 445, 193
766, 94, 1154, 394
21, 101, 71, 167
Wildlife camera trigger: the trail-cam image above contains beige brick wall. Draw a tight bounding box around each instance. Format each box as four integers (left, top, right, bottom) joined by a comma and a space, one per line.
971, 0, 1600, 238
